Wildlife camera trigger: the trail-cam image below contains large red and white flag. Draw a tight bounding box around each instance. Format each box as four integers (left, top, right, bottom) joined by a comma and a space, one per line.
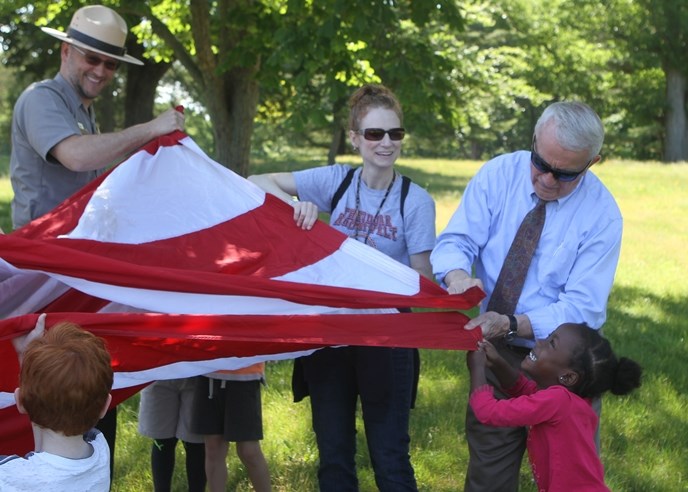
0, 131, 482, 453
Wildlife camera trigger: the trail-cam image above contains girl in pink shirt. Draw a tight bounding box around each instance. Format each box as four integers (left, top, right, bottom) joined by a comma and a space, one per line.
467, 323, 642, 491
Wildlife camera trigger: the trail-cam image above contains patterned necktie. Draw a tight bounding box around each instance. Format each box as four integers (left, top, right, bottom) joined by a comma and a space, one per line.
487, 198, 547, 314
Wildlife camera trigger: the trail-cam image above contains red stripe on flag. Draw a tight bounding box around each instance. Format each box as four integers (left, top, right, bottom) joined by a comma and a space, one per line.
0, 232, 483, 310
0, 311, 481, 378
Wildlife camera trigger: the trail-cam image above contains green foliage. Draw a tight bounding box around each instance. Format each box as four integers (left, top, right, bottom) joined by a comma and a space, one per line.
156, 62, 216, 154
131, 0, 189, 63
258, 0, 470, 157
1, 0, 687, 166
0, 0, 63, 79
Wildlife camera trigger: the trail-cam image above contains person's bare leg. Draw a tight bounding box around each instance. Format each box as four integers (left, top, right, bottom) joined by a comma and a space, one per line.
236, 440, 271, 492
204, 435, 229, 492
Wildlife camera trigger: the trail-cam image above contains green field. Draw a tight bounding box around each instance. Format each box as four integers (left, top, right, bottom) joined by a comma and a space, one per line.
2, 154, 687, 491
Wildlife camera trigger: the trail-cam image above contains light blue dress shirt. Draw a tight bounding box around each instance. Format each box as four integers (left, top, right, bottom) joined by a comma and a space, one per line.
431, 150, 622, 341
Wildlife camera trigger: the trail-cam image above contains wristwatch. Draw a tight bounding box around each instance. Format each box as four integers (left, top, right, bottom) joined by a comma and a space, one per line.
504, 314, 518, 342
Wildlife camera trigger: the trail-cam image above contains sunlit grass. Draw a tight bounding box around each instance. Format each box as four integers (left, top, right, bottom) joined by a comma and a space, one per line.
1, 153, 687, 490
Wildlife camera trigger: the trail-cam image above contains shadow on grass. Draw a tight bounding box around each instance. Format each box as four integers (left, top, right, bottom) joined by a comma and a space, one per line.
601, 285, 688, 490
605, 285, 688, 393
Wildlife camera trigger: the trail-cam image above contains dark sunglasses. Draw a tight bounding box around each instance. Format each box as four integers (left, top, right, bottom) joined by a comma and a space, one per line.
71, 45, 120, 71
356, 128, 405, 141
531, 136, 591, 182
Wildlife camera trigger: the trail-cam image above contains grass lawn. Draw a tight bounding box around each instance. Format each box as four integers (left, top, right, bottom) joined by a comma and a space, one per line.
1, 152, 687, 491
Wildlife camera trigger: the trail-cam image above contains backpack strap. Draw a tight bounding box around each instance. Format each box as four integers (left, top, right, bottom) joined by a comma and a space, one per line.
400, 175, 411, 219
330, 167, 412, 219
330, 167, 356, 212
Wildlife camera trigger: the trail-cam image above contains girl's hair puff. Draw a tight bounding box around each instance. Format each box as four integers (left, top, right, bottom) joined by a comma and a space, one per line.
564, 323, 642, 399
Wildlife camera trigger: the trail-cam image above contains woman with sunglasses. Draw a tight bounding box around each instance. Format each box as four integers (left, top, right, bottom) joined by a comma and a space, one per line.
249, 84, 435, 491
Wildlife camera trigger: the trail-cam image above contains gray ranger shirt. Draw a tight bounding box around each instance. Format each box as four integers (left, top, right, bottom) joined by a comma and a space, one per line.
10, 73, 105, 229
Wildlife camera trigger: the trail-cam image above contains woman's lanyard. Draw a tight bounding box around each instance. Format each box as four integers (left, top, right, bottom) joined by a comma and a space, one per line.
352, 170, 396, 245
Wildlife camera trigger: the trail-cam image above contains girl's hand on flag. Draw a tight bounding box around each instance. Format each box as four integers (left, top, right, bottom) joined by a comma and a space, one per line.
477, 340, 500, 368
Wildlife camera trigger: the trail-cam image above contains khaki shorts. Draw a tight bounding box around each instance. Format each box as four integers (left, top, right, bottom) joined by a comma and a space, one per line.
138, 378, 204, 443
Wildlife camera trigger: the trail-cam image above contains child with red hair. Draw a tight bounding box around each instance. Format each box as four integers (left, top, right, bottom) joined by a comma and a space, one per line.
0, 316, 113, 491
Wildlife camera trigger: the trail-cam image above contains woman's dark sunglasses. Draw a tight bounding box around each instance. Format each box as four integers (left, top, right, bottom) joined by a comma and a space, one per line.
71, 45, 120, 71
356, 128, 406, 141
531, 137, 591, 182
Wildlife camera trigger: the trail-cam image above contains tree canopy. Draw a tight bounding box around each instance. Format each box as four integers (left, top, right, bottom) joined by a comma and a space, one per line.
1, 0, 686, 173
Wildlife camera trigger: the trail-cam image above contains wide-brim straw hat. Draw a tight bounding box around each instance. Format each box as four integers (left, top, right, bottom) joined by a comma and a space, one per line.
41, 5, 143, 66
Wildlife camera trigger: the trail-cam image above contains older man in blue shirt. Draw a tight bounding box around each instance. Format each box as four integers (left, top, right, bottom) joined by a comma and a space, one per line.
431, 101, 622, 491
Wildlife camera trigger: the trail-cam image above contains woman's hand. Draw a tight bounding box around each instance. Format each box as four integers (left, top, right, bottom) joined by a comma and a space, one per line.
292, 201, 319, 230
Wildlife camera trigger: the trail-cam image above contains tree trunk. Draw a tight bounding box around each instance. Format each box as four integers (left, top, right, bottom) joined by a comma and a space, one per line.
195, 63, 258, 176
328, 127, 345, 165
96, 87, 116, 133
328, 99, 348, 164
663, 67, 688, 162
213, 67, 259, 176
167, 0, 259, 176
123, 41, 171, 126
470, 140, 482, 160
